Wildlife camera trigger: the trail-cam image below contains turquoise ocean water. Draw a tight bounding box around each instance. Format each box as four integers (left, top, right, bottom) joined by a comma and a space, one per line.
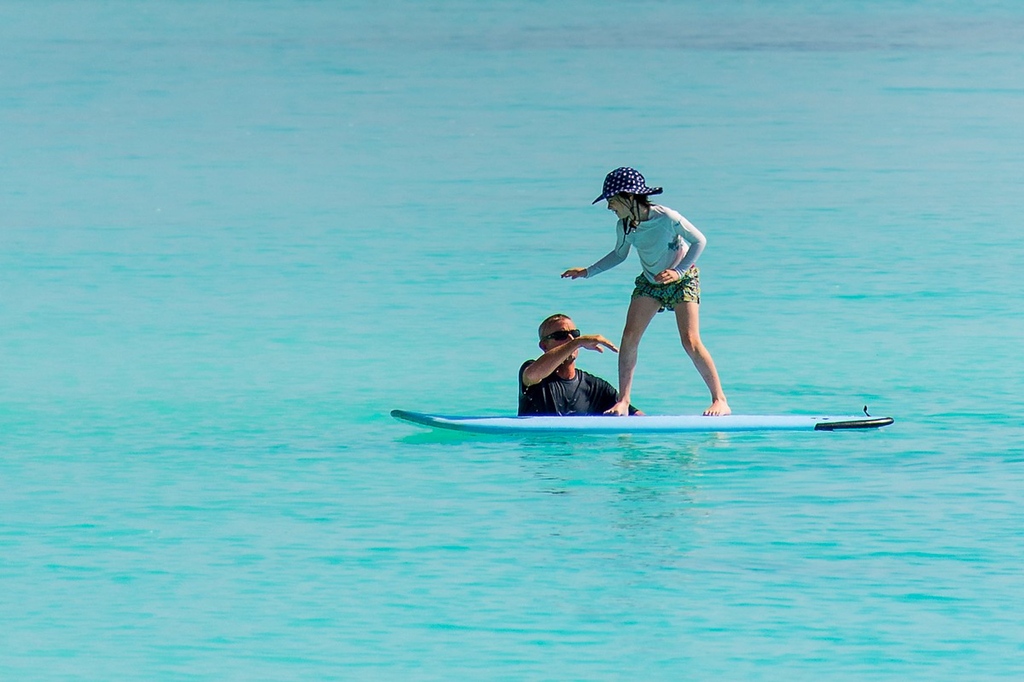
3, 1, 1023, 678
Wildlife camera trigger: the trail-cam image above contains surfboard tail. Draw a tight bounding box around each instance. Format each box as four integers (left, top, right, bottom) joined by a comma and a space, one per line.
814, 416, 895, 431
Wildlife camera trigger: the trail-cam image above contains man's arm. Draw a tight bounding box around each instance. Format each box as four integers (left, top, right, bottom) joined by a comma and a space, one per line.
521, 335, 619, 387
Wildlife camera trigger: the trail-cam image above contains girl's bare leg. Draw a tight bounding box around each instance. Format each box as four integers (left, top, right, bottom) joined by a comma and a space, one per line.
605, 296, 661, 416
674, 301, 730, 416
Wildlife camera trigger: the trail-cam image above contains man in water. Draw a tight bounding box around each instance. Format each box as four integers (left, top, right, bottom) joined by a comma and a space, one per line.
519, 313, 642, 416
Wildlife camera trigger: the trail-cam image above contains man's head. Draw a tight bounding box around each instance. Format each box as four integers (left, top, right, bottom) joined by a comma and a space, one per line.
537, 313, 581, 357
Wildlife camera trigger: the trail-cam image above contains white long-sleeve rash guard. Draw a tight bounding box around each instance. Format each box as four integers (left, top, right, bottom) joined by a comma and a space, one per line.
584, 205, 707, 283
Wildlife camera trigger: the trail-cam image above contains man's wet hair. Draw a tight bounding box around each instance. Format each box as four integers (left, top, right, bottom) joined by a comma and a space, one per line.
538, 313, 572, 340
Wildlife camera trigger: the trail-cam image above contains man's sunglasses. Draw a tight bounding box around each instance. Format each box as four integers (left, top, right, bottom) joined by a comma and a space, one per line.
542, 329, 581, 342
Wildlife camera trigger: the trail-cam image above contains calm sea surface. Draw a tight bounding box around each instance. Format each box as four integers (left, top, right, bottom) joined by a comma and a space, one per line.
2, 1, 1023, 679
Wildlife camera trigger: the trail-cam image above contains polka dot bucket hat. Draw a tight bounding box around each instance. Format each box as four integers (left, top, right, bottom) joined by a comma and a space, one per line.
592, 167, 663, 204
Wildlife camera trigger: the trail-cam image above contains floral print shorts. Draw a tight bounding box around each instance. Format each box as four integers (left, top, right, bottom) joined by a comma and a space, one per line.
631, 267, 701, 312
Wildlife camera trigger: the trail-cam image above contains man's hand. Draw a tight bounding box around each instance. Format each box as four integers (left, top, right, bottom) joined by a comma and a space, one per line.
561, 268, 587, 279
576, 334, 618, 354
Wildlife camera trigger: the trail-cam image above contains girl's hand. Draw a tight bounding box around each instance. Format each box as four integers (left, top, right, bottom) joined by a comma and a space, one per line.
561, 268, 588, 279
654, 268, 681, 284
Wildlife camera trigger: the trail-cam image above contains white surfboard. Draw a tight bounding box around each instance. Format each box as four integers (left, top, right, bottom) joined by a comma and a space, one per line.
391, 410, 894, 435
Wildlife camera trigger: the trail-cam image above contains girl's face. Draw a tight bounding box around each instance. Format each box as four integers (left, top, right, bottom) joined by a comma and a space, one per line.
606, 195, 632, 220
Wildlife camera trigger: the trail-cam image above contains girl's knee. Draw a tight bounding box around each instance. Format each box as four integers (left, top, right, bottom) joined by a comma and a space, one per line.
620, 334, 643, 352
620, 325, 646, 346
680, 334, 701, 356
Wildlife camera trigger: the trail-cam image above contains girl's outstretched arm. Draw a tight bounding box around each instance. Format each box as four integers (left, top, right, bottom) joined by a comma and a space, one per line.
582, 247, 629, 278
566, 220, 630, 280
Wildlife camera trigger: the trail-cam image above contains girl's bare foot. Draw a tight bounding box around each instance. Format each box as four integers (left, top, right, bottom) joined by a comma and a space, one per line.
703, 399, 731, 416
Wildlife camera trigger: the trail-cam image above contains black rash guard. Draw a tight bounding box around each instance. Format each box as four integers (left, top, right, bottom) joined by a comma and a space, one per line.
518, 361, 638, 416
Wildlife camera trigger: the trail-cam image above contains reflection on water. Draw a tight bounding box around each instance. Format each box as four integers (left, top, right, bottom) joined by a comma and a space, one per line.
515, 435, 722, 537
612, 439, 705, 526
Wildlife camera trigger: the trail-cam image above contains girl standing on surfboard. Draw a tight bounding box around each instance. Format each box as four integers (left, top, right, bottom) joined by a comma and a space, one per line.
562, 167, 730, 416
